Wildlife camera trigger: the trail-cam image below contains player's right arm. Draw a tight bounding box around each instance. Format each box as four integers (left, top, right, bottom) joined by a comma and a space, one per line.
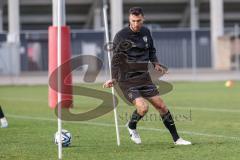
103, 32, 122, 88
111, 33, 123, 80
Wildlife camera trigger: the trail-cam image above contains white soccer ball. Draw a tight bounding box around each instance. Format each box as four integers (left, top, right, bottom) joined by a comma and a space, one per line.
54, 129, 72, 147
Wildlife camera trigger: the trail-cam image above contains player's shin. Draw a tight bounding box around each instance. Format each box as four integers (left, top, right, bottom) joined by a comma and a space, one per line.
161, 110, 180, 142
128, 110, 143, 129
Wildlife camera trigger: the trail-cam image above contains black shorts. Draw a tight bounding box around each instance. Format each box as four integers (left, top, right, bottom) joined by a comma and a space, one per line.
119, 84, 159, 103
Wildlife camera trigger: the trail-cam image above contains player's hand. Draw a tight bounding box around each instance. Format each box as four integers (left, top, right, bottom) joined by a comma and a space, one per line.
154, 64, 168, 74
103, 79, 116, 88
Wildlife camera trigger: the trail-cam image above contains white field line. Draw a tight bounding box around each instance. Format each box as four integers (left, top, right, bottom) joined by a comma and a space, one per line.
6, 114, 240, 141
1, 96, 240, 113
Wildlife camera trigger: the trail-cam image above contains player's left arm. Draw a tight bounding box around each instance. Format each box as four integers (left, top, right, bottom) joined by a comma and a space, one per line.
148, 31, 168, 74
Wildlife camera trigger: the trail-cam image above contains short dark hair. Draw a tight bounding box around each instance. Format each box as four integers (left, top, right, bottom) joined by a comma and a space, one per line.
129, 7, 144, 16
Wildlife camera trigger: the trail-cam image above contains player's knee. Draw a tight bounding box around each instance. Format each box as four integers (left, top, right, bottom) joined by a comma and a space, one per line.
134, 98, 149, 116
156, 102, 168, 113
159, 102, 166, 109
138, 105, 149, 116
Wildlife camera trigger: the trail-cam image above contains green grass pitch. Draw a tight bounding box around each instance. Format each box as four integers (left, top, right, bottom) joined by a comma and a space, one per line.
0, 82, 239, 160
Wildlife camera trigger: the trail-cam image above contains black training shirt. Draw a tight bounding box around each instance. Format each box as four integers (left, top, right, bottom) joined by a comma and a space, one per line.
112, 26, 159, 82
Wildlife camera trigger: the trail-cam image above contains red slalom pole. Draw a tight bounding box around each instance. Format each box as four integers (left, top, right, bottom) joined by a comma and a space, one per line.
48, 26, 73, 109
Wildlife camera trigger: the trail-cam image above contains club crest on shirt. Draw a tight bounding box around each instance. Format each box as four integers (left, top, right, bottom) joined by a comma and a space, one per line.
143, 36, 148, 48
143, 36, 148, 43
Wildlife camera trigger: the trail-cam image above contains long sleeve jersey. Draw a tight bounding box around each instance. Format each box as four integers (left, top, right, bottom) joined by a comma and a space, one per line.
112, 26, 159, 82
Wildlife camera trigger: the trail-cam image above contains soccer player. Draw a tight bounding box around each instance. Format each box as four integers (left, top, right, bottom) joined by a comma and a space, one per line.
103, 7, 191, 145
0, 106, 8, 128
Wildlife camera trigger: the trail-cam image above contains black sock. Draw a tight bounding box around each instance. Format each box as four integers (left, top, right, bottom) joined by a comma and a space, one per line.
161, 111, 180, 142
128, 110, 143, 129
0, 106, 5, 118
